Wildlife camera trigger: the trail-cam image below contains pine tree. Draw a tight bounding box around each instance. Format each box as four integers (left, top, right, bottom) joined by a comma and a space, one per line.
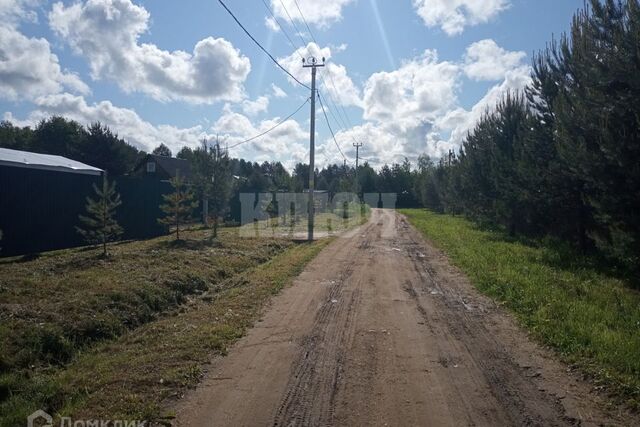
552, 0, 640, 266
76, 176, 123, 257
152, 143, 172, 157
525, 42, 590, 244
158, 174, 198, 240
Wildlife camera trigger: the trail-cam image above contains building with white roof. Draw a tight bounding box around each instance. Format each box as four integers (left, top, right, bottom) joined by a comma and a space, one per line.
0, 147, 103, 176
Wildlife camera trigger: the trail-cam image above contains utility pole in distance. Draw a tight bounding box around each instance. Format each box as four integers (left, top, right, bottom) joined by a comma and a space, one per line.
303, 56, 324, 242
353, 141, 363, 196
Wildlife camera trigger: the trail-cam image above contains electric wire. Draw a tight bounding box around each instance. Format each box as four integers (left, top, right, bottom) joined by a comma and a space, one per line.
288, 0, 358, 138
317, 91, 348, 162
260, 0, 300, 58
289, 0, 354, 129
278, 0, 308, 48
269, 1, 351, 161
235, 0, 355, 165
292, 0, 318, 45
227, 97, 310, 149
217, 0, 310, 90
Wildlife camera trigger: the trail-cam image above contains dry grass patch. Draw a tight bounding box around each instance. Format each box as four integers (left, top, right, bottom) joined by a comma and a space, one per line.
0, 227, 304, 425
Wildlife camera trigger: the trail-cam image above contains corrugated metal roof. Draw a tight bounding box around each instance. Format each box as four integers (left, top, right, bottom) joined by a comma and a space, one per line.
0, 147, 103, 176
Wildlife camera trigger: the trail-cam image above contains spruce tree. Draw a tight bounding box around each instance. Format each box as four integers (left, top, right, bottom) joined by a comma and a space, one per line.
76, 176, 123, 257
158, 174, 198, 240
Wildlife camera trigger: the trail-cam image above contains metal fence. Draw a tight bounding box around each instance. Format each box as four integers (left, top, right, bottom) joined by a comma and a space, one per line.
0, 167, 171, 257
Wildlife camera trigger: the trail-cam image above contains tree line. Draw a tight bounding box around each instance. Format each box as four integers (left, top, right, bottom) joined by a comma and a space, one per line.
0, 116, 421, 255
413, 0, 640, 272
0, 119, 144, 176
0, 118, 420, 208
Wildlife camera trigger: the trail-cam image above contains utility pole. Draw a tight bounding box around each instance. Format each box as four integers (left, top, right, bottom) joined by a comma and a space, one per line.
353, 141, 363, 195
303, 56, 324, 241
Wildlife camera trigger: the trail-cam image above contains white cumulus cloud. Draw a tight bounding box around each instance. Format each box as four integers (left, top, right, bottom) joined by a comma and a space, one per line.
334, 42, 530, 165
49, 0, 251, 104
363, 50, 460, 127
270, 0, 354, 29
278, 42, 362, 108
413, 0, 510, 36
213, 106, 308, 169
5, 93, 210, 153
0, 0, 89, 101
464, 39, 526, 80
271, 84, 287, 98
310, 50, 463, 166
426, 65, 532, 157
241, 96, 270, 116
0, 0, 39, 24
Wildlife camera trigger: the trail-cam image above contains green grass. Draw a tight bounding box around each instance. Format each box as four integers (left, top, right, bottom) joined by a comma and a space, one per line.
0, 227, 332, 426
401, 209, 640, 409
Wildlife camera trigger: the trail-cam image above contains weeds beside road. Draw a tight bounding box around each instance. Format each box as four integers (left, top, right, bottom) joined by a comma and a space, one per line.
0, 227, 329, 425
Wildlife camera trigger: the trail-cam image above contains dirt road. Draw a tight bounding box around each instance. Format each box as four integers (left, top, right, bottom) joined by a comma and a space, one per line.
175, 209, 631, 426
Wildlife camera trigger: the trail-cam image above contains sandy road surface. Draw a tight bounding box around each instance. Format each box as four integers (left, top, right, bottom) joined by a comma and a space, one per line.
174, 209, 634, 426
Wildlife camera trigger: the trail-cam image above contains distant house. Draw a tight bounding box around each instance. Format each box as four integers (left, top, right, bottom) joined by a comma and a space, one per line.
0, 147, 104, 256
132, 154, 192, 181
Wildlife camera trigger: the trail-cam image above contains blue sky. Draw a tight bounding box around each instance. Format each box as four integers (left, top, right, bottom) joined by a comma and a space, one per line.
0, 0, 583, 168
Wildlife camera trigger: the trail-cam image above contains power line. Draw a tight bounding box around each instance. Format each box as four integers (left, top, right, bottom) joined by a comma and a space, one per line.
288, 0, 356, 134
270, 2, 348, 137
227, 97, 310, 149
274, 0, 353, 164
321, 88, 348, 131
255, 1, 353, 167
276, 1, 349, 134
261, 0, 300, 56
318, 91, 349, 163
276, 0, 346, 130
292, 0, 318, 45
323, 73, 355, 128
278, 0, 307, 48
217, 0, 310, 90
318, 77, 348, 127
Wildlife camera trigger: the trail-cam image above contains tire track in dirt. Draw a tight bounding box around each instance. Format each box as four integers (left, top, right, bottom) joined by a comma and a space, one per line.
272, 264, 359, 426
173, 210, 637, 427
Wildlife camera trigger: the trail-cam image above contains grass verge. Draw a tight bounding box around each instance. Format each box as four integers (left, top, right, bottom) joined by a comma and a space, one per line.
401, 209, 640, 409
0, 227, 329, 425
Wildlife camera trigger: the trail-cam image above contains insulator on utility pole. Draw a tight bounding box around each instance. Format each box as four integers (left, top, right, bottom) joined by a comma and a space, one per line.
303, 56, 325, 242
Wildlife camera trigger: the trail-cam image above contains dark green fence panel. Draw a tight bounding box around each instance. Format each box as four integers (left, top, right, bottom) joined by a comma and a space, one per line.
0, 166, 100, 256
0, 167, 172, 257
114, 176, 171, 239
